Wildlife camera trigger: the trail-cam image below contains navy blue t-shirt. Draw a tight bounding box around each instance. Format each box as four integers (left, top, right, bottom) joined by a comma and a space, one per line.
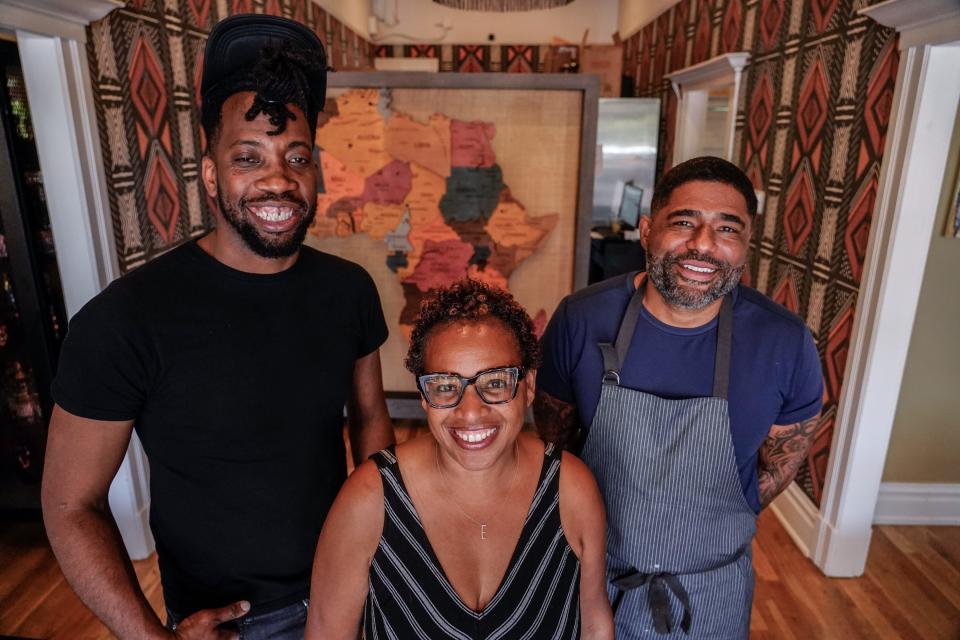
538, 273, 823, 512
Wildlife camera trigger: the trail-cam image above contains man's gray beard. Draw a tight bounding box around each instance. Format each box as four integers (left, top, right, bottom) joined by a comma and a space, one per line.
646, 251, 744, 310
217, 191, 316, 259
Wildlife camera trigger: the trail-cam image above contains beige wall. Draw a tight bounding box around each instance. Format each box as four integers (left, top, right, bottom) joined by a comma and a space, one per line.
883, 109, 960, 484
617, 0, 680, 38
377, 0, 619, 45
319, 0, 371, 39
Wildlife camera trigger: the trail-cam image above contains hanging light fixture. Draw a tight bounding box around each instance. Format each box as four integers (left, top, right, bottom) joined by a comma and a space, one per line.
431, 0, 575, 10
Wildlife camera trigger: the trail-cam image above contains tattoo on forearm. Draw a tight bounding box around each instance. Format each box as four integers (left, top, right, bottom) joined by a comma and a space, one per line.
533, 391, 582, 452
757, 414, 821, 508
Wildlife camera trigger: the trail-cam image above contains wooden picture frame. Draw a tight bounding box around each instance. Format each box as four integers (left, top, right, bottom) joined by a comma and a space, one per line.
306, 72, 598, 410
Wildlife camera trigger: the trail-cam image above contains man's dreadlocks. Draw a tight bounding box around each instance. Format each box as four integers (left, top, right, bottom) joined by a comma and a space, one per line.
201, 46, 325, 147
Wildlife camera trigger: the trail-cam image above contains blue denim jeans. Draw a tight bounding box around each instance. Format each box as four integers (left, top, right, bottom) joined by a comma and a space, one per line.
166, 598, 308, 639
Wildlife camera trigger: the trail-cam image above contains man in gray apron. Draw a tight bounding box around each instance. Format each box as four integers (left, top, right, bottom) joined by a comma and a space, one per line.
535, 157, 824, 638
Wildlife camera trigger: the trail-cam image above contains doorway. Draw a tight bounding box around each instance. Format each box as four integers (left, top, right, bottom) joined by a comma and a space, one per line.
0, 36, 69, 517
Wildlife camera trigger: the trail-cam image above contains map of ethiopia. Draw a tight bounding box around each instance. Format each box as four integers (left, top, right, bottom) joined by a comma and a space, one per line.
307, 87, 582, 391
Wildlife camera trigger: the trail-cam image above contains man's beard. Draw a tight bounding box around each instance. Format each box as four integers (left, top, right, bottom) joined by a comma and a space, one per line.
646, 250, 744, 310
217, 190, 316, 259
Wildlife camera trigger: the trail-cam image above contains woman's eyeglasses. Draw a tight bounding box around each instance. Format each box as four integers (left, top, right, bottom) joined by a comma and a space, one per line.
417, 366, 525, 409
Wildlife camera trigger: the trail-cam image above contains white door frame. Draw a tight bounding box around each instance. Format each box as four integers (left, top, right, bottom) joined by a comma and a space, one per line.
1, 0, 155, 559
785, 0, 960, 576
666, 52, 751, 163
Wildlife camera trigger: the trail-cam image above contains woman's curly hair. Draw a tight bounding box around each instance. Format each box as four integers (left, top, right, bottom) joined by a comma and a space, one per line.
404, 279, 541, 376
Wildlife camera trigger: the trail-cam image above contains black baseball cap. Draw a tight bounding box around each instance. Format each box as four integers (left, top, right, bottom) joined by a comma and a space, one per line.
201, 14, 327, 116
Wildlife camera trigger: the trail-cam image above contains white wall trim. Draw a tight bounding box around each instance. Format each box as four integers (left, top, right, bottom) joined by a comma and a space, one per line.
810, 0, 960, 577
873, 483, 960, 526
769, 483, 821, 558
862, 0, 960, 49
667, 52, 749, 163
665, 52, 750, 91
15, 33, 118, 320
0, 0, 122, 40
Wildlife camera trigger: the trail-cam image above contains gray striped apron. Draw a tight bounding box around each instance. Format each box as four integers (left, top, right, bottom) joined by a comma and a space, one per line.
580, 281, 757, 639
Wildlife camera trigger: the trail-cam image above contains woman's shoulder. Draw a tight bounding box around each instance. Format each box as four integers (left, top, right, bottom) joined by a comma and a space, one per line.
559, 451, 600, 495
341, 458, 385, 509
557, 450, 606, 547
392, 433, 435, 467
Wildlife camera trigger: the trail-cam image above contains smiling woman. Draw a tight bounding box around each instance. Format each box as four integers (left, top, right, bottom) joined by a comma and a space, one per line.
306, 279, 614, 640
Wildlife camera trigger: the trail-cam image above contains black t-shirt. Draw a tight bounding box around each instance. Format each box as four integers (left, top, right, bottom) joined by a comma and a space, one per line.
52, 241, 388, 615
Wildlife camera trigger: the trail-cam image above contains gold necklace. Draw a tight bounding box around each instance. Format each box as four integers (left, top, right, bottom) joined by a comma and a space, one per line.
434, 439, 521, 540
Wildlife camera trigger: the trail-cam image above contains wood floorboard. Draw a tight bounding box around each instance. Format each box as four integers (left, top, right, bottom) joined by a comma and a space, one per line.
0, 427, 957, 639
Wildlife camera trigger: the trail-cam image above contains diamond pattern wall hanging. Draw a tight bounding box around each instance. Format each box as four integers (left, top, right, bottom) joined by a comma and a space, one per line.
772, 271, 800, 314
782, 162, 815, 255
844, 169, 878, 283
129, 36, 167, 139
187, 0, 212, 30
653, 13, 670, 84
671, 2, 689, 70
758, 0, 785, 53
721, 1, 742, 54
862, 39, 899, 170
824, 307, 854, 404
795, 56, 829, 159
454, 45, 489, 72
809, 0, 841, 34
693, 1, 712, 64
503, 46, 539, 73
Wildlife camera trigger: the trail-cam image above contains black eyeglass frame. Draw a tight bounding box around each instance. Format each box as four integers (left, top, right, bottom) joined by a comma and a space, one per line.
416, 365, 527, 409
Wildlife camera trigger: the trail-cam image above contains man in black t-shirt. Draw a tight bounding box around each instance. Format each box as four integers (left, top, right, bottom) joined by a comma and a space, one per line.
41, 15, 394, 640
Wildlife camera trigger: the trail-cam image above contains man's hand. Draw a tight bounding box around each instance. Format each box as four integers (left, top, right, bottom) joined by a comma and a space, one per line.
172, 601, 250, 640
533, 389, 583, 452
757, 413, 821, 508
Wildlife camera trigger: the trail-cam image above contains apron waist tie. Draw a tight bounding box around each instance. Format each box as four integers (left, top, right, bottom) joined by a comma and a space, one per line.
609, 547, 746, 635
611, 570, 691, 635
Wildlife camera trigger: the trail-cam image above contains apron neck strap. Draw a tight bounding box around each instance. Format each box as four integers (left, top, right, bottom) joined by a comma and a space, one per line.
712, 294, 733, 400
599, 274, 734, 400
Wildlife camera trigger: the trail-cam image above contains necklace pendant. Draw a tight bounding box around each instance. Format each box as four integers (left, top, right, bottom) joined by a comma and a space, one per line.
481, 523, 487, 540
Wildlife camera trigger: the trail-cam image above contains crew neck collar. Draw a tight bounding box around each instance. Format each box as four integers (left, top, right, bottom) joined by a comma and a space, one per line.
625, 271, 740, 336
184, 237, 307, 283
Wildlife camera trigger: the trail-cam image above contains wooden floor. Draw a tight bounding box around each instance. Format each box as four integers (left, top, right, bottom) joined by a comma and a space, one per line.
1, 425, 957, 638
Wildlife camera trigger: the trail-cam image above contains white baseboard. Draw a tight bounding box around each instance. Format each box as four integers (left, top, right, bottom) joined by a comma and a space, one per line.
768, 483, 821, 558
873, 482, 960, 525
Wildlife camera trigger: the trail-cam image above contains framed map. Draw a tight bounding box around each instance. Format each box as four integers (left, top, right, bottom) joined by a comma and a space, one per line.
306, 72, 598, 395
306, 72, 598, 396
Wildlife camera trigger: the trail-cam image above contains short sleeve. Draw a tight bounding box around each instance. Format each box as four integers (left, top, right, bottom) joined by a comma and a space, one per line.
354, 268, 388, 357
537, 298, 576, 404
775, 326, 824, 425
51, 291, 153, 421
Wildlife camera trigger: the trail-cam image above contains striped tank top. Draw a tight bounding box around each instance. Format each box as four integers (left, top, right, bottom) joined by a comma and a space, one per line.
364, 442, 581, 639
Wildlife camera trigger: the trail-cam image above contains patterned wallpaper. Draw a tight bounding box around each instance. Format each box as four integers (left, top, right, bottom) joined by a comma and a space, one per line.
374, 44, 547, 73
85, 0, 374, 273
622, 0, 898, 505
